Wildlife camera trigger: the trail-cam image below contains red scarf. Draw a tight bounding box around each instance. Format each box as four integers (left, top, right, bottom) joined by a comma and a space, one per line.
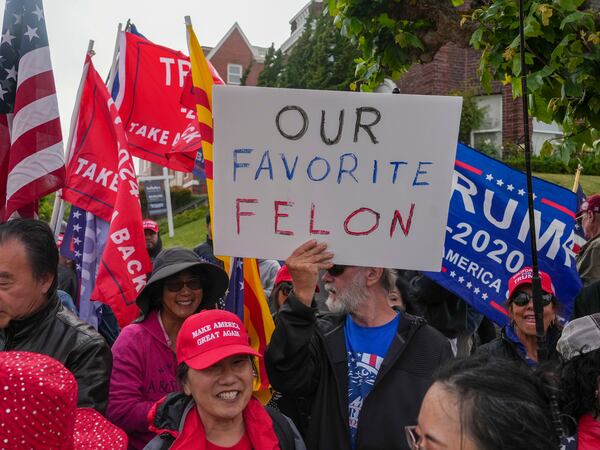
171, 397, 280, 450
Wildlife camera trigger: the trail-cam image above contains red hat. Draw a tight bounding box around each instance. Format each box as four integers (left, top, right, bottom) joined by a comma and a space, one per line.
274, 264, 319, 292
507, 267, 555, 300
56, 233, 64, 248
578, 194, 600, 215
274, 265, 292, 286
142, 219, 159, 233
0, 351, 128, 449
176, 310, 261, 370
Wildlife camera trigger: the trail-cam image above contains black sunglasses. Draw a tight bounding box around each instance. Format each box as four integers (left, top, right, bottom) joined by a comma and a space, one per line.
326, 265, 347, 277
510, 291, 553, 307
164, 278, 203, 293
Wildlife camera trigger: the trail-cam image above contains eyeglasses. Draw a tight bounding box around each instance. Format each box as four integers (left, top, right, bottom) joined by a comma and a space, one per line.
405, 425, 423, 450
164, 278, 203, 293
326, 265, 347, 277
510, 291, 553, 307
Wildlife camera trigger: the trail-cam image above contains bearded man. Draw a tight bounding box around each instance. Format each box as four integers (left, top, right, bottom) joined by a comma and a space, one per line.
265, 240, 452, 450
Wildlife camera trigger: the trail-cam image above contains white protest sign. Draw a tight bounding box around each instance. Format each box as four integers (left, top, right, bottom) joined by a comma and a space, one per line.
212, 86, 462, 270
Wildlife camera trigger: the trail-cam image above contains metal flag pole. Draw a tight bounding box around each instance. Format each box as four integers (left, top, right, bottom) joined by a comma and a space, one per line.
572, 163, 583, 193
50, 40, 95, 236
105, 22, 123, 89
518, 0, 547, 362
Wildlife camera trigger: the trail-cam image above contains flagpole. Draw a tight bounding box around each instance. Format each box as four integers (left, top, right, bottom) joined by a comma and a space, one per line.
50, 40, 95, 236
518, 0, 547, 362
572, 163, 583, 193
106, 23, 123, 90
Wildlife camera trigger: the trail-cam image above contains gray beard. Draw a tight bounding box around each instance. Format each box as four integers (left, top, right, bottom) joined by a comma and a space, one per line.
325, 271, 370, 314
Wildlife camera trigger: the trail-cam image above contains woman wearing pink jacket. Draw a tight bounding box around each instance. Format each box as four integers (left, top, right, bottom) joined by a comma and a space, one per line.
107, 248, 228, 449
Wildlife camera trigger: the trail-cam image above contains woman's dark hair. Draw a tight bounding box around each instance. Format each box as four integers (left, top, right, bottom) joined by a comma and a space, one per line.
559, 348, 600, 433
150, 268, 211, 312
434, 355, 561, 450
176, 361, 190, 387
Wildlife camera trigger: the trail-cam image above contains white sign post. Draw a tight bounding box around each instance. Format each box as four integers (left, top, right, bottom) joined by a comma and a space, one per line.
212, 86, 462, 271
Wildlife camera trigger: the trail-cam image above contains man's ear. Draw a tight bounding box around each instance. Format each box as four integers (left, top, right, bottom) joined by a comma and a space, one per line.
39, 273, 55, 296
365, 267, 384, 287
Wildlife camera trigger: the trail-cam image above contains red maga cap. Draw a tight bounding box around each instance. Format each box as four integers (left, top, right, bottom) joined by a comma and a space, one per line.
507, 267, 555, 300
578, 194, 600, 215
176, 310, 261, 370
142, 219, 159, 233
274, 265, 292, 286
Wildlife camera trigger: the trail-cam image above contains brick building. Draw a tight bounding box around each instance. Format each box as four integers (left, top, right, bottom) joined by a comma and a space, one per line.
396, 44, 562, 157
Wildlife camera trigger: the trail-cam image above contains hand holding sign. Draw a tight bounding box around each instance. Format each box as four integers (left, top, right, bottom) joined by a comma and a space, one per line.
286, 240, 333, 306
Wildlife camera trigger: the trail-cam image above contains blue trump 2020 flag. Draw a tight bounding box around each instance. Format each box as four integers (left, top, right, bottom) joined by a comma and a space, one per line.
426, 143, 582, 326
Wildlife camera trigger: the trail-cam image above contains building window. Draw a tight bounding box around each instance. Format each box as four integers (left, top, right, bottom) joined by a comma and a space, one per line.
532, 119, 562, 155
471, 95, 503, 156
227, 64, 243, 85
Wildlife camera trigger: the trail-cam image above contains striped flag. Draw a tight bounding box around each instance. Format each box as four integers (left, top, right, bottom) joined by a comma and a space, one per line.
186, 19, 274, 403
0, 0, 65, 220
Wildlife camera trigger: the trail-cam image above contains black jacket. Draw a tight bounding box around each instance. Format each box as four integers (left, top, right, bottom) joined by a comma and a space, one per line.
0, 295, 112, 413
574, 279, 600, 318
405, 273, 467, 339
477, 325, 561, 366
192, 239, 224, 269
265, 294, 453, 450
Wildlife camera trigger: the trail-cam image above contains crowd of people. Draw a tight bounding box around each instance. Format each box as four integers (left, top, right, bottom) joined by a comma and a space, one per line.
1, 193, 600, 449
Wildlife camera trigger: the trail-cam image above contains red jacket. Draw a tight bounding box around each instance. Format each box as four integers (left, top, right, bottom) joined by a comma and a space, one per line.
145, 393, 304, 450
578, 413, 600, 449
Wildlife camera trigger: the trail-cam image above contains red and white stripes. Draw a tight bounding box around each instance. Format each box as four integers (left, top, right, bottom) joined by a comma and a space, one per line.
1, 43, 65, 219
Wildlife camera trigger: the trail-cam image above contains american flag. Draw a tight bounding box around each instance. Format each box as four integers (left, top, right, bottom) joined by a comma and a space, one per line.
0, 0, 64, 220
61, 205, 109, 328
61, 206, 86, 278
224, 257, 244, 318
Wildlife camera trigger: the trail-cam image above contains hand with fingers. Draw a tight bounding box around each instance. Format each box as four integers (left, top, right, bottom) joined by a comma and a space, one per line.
286, 240, 334, 306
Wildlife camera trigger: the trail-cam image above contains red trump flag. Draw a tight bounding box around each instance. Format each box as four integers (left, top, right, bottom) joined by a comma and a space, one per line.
62, 58, 120, 222
113, 31, 222, 172
74, 56, 151, 327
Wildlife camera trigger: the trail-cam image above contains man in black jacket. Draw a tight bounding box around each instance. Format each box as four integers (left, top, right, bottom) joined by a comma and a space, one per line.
0, 219, 112, 413
265, 240, 453, 450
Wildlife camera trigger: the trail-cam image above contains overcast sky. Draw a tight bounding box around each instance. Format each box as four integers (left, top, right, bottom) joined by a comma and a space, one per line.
1, 0, 309, 140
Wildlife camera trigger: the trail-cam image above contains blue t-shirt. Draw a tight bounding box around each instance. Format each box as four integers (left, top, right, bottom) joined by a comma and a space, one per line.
345, 312, 400, 448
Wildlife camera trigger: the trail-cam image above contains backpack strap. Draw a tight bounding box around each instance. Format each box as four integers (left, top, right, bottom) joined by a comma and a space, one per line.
266, 406, 296, 450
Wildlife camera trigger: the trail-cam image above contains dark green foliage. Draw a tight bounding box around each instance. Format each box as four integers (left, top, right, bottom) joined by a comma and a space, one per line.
330, 0, 600, 156
157, 203, 208, 235
258, 45, 285, 87
503, 155, 600, 175
258, 12, 360, 91
455, 90, 486, 144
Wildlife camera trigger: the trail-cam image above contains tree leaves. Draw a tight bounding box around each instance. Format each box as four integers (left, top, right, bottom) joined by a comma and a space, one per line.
330, 0, 599, 158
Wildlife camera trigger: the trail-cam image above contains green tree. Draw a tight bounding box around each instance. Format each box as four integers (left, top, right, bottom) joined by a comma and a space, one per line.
329, 0, 474, 90
330, 0, 600, 156
468, 0, 600, 159
258, 45, 285, 87
454, 90, 486, 144
280, 15, 317, 88
258, 11, 360, 90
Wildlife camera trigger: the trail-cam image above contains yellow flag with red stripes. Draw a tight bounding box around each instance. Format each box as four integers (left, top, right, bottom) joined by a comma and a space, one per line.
185, 18, 274, 404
